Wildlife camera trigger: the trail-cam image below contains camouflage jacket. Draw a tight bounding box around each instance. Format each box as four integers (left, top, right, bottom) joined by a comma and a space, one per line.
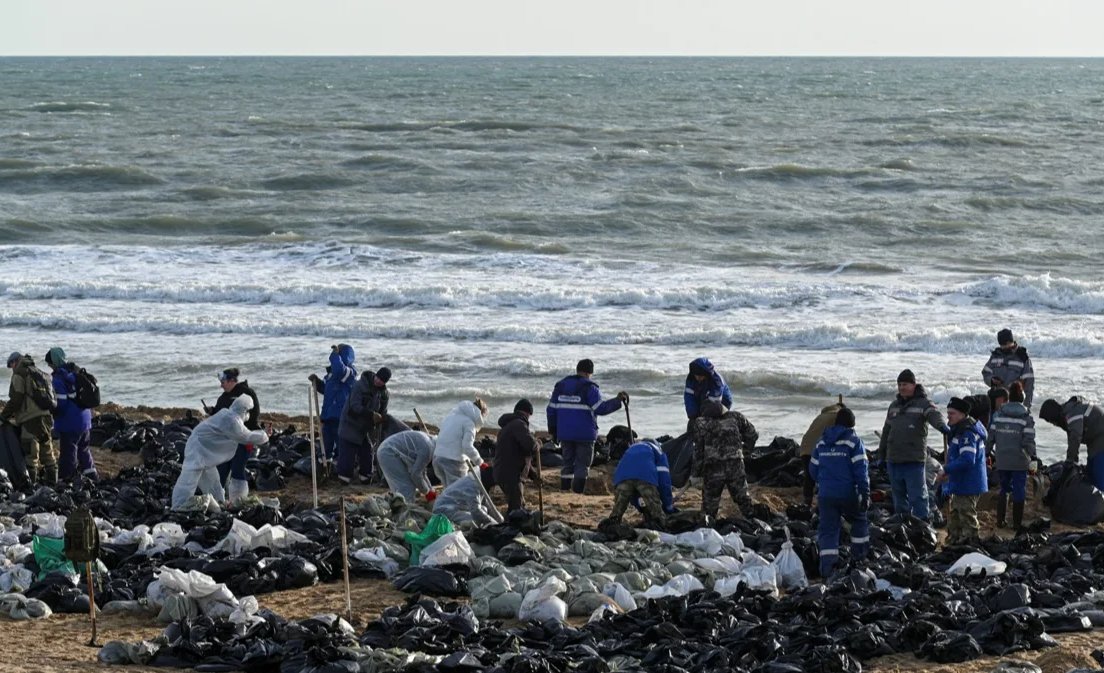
690, 411, 759, 477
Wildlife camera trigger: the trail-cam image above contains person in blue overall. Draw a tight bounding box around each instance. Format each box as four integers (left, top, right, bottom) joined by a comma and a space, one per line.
546, 358, 626, 493
309, 344, 356, 460
810, 407, 870, 577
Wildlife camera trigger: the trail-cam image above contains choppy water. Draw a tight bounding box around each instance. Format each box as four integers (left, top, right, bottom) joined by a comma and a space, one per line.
2, 57, 1103, 459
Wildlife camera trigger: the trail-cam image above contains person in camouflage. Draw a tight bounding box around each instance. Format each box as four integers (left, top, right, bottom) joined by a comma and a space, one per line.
606, 440, 674, 527
690, 400, 758, 518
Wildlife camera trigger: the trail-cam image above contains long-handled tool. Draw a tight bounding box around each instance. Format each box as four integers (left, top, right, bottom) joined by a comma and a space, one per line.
465, 458, 505, 524
85, 561, 98, 647
624, 397, 633, 441
338, 496, 353, 623
534, 441, 545, 524
307, 383, 319, 508
414, 408, 429, 433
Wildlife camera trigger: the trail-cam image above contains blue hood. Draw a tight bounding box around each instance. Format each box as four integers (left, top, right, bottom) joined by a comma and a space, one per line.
820, 424, 854, 446
337, 344, 355, 366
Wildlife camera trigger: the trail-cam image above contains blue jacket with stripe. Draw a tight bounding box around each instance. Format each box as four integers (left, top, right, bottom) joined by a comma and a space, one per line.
612, 441, 674, 513
313, 345, 357, 421
52, 366, 92, 434
944, 418, 988, 496
684, 357, 733, 419
546, 374, 622, 442
810, 425, 869, 500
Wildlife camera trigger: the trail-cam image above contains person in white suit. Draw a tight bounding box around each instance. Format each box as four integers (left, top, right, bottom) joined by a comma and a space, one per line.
172, 396, 269, 509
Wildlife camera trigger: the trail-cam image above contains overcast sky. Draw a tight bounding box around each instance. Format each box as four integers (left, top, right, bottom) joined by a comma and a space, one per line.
4, 0, 1102, 57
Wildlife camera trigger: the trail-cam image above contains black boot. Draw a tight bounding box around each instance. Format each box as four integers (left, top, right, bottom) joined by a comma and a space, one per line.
42, 464, 58, 486
1012, 501, 1025, 534
560, 477, 572, 492
996, 495, 1008, 529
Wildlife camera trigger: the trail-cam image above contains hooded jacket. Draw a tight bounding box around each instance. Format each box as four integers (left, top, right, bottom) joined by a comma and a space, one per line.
183, 396, 269, 470
314, 345, 357, 421
877, 384, 948, 464
1059, 396, 1104, 462
338, 371, 389, 446
1, 355, 52, 425
433, 470, 497, 527
435, 401, 485, 464
210, 380, 260, 430
800, 403, 844, 457
684, 358, 733, 420
982, 346, 1035, 408
613, 441, 674, 512
810, 425, 869, 501
51, 365, 92, 434
547, 374, 622, 443
492, 412, 539, 485
988, 401, 1037, 471
943, 417, 988, 496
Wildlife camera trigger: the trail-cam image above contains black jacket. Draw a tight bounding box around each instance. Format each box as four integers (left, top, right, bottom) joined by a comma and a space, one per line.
208, 381, 260, 431
338, 372, 389, 446
492, 412, 538, 483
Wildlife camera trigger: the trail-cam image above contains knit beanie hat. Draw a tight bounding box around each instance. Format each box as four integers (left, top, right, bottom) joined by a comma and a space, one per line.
835, 407, 856, 428
947, 397, 971, 415
514, 398, 534, 415
376, 367, 392, 383
45, 347, 67, 368
701, 400, 725, 419
897, 369, 916, 384
997, 328, 1014, 345
1039, 399, 1063, 424
6, 352, 21, 368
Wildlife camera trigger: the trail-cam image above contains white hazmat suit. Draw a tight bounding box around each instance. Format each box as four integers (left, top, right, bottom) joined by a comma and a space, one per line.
172, 396, 269, 509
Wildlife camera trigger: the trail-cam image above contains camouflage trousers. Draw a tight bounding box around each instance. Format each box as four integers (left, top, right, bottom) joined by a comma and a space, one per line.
608, 480, 667, 527
947, 494, 980, 543
19, 415, 56, 480
701, 457, 753, 518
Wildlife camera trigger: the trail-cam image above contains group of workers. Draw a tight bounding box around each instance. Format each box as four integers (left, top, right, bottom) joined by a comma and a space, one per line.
11, 327, 1102, 581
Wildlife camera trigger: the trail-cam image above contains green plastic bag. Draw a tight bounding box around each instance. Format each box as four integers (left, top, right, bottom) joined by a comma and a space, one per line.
404, 514, 455, 566
32, 535, 75, 580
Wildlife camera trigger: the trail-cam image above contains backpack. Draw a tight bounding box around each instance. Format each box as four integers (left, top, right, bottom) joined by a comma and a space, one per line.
67, 363, 101, 409
25, 365, 56, 413
64, 506, 101, 563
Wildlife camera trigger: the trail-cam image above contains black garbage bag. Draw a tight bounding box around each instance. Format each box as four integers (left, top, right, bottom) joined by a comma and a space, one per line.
991, 584, 1032, 611
896, 619, 941, 652
497, 542, 543, 566
273, 557, 320, 590
662, 433, 694, 488
1045, 462, 1104, 525
24, 576, 92, 613
595, 518, 636, 542
438, 652, 485, 672
0, 424, 29, 490
917, 630, 982, 663
392, 567, 467, 597
842, 624, 895, 660
967, 608, 1048, 655
255, 466, 287, 492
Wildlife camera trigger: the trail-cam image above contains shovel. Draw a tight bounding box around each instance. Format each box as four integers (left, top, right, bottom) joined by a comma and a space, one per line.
307, 383, 319, 508
534, 441, 545, 526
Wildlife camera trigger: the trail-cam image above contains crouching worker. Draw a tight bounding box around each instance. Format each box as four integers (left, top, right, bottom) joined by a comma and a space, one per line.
605, 440, 675, 528
988, 382, 1037, 531
810, 408, 870, 577
939, 397, 988, 545
1040, 395, 1104, 490
432, 465, 499, 527
492, 399, 540, 514
376, 430, 435, 503
172, 396, 269, 509
690, 400, 758, 519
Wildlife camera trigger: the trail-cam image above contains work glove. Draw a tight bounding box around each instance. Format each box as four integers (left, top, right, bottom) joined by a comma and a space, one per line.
689, 476, 703, 489
858, 493, 870, 512
617, 391, 630, 404
308, 373, 320, 383
940, 424, 952, 437
1028, 460, 1038, 474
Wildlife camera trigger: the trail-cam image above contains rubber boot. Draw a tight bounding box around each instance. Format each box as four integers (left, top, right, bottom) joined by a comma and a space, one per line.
996, 495, 1008, 529
1012, 501, 1025, 534
571, 477, 587, 494
560, 477, 572, 492
42, 464, 58, 487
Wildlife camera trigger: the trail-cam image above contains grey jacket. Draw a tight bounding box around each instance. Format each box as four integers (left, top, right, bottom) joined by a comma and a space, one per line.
987, 402, 1037, 471
1061, 396, 1104, 462
982, 346, 1035, 408
877, 385, 948, 464
338, 373, 388, 446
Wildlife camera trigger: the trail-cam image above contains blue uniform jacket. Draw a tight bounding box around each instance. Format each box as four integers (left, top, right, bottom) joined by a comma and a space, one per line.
810, 425, 869, 500
944, 418, 989, 496
684, 357, 733, 419
546, 374, 622, 442
52, 367, 92, 434
613, 441, 674, 513
314, 345, 357, 421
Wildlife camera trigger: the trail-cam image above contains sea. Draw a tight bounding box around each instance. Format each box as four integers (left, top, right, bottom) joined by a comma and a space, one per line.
1, 57, 1102, 461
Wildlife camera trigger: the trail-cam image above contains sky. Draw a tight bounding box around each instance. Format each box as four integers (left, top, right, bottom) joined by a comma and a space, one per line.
3, 0, 1103, 57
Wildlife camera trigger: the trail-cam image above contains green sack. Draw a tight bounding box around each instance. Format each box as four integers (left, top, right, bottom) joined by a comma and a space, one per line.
32, 535, 76, 580
403, 514, 455, 566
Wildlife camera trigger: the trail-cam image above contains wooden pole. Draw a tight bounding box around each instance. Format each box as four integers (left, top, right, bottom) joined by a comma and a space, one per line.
535, 441, 545, 523
86, 562, 98, 647
414, 408, 429, 433
339, 496, 353, 623
308, 383, 319, 508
